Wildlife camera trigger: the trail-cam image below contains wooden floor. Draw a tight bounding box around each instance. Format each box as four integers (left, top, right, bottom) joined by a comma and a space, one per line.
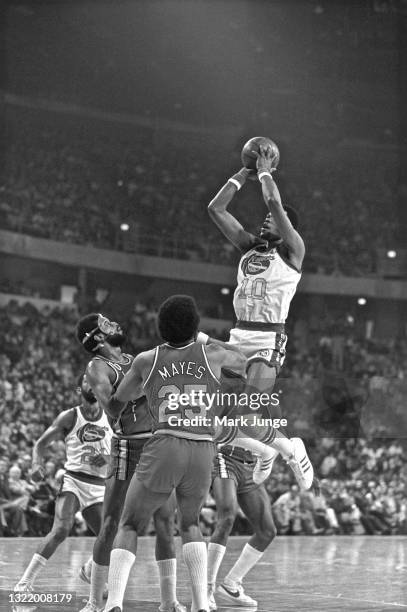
0, 536, 406, 611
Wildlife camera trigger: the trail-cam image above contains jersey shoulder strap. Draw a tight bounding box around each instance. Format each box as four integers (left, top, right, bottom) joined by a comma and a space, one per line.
201, 345, 220, 383
142, 346, 160, 388
92, 355, 120, 384
62, 406, 79, 437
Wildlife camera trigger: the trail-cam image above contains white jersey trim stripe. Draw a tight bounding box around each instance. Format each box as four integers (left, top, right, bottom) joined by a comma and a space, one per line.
143, 346, 159, 388
201, 345, 220, 384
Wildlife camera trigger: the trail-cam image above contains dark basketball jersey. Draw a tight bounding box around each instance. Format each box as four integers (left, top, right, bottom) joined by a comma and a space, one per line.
143, 342, 220, 440
92, 353, 151, 439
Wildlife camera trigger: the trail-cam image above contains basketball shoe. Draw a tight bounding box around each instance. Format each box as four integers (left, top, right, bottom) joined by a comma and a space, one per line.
286, 438, 314, 490
79, 564, 108, 599
216, 581, 257, 607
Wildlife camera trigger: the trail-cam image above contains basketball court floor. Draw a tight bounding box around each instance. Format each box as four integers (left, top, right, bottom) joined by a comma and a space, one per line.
1, 536, 406, 611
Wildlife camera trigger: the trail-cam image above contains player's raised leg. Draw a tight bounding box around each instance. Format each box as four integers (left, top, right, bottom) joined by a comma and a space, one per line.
233, 360, 314, 489
15, 492, 79, 591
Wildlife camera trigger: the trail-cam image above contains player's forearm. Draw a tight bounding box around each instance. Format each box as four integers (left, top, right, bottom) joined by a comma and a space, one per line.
260, 174, 303, 253
106, 394, 126, 419
208, 181, 238, 214
259, 174, 283, 214
32, 441, 47, 466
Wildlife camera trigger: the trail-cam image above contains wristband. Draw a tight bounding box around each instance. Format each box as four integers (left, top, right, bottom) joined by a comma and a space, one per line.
196, 331, 209, 345
258, 171, 273, 182
227, 177, 243, 191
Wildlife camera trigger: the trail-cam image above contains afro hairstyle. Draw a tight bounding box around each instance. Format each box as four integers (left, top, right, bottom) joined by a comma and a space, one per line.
158, 295, 200, 345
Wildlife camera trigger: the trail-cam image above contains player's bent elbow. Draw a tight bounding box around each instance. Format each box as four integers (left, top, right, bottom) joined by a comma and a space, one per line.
207, 203, 217, 218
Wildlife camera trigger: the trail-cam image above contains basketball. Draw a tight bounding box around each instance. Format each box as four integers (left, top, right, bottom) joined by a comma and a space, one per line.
241, 136, 280, 171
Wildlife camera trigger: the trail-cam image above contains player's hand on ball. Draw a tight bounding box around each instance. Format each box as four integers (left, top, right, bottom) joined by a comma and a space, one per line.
31, 464, 45, 483
252, 144, 278, 174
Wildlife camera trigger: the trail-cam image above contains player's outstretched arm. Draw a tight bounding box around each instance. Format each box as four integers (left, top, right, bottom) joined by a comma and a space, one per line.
208, 167, 258, 251
32, 410, 74, 480
196, 331, 244, 354
255, 145, 305, 268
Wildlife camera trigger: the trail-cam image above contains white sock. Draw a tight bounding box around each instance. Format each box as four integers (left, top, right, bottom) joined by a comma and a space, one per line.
232, 437, 276, 458
89, 562, 109, 608
207, 543, 226, 586
182, 542, 208, 612
18, 553, 47, 586
84, 555, 93, 576
225, 544, 264, 585
104, 549, 135, 611
157, 558, 177, 608
271, 431, 294, 459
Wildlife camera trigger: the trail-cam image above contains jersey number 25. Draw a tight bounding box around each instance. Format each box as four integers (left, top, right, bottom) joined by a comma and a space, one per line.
158, 384, 208, 423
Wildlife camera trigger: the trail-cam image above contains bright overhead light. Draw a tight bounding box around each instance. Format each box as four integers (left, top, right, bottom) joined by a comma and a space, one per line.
120, 223, 129, 231
220, 287, 230, 295
387, 250, 397, 259
357, 298, 367, 306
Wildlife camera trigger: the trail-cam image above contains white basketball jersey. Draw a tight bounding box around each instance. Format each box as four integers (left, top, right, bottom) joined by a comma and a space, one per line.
64, 406, 112, 478
233, 244, 301, 324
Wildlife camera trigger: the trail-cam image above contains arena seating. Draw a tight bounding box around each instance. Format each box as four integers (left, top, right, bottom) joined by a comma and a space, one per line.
0, 301, 405, 537
1, 108, 398, 276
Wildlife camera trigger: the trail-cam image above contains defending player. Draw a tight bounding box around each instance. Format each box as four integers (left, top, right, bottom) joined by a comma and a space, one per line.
76, 313, 183, 612
207, 143, 314, 489
14, 375, 111, 593
207, 443, 276, 609
103, 295, 247, 612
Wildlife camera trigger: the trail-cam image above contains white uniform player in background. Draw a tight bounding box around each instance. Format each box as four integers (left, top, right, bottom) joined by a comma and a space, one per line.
14, 375, 112, 593
206, 144, 316, 608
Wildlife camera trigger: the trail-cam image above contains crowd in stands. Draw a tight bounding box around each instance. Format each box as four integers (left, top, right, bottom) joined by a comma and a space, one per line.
0, 299, 405, 537
1, 108, 399, 277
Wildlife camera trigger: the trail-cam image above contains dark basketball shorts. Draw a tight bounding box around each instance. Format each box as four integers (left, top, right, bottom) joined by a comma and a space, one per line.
136, 434, 216, 496
213, 445, 259, 495
109, 436, 150, 481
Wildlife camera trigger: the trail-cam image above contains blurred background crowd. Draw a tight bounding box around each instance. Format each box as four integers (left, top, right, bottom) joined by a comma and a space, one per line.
0, 107, 399, 276
0, 301, 405, 538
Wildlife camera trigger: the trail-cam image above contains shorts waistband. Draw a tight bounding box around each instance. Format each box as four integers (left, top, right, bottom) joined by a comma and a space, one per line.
236, 320, 285, 333
64, 470, 106, 485
113, 432, 152, 440
154, 429, 213, 442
